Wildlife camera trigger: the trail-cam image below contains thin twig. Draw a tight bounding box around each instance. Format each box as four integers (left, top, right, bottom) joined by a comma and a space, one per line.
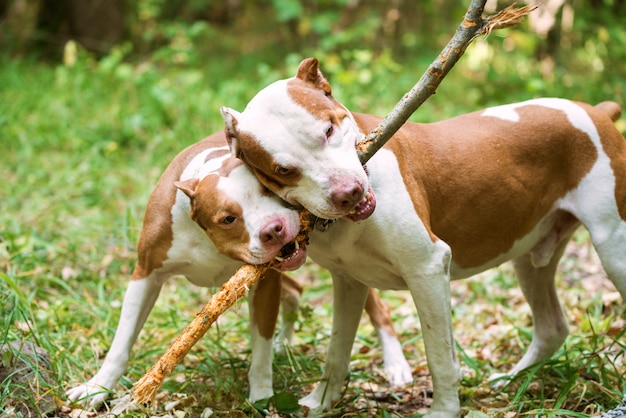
356, 0, 537, 164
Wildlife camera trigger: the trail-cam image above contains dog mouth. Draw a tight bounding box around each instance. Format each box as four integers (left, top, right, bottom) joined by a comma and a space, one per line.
273, 240, 308, 271
345, 185, 376, 222
344, 165, 376, 222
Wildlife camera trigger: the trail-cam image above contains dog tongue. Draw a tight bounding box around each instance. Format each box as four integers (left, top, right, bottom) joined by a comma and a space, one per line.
345, 186, 376, 222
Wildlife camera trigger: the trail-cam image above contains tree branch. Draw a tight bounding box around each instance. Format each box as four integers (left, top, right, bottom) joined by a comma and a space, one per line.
356, 1, 537, 164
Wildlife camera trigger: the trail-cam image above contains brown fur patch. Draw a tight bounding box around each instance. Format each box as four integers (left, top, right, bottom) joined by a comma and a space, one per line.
294, 57, 333, 95
216, 156, 244, 177
190, 175, 250, 261
354, 104, 598, 269
364, 290, 396, 336
205, 148, 230, 163
595, 101, 622, 122
252, 269, 282, 340
286, 76, 346, 128
236, 130, 302, 191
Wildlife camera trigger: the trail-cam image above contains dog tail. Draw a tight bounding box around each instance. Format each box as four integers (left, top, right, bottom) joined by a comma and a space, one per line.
595, 101, 622, 122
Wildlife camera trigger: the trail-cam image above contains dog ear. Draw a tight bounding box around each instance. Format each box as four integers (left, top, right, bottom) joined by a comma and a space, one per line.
174, 178, 199, 199
220, 106, 241, 157
296, 57, 332, 96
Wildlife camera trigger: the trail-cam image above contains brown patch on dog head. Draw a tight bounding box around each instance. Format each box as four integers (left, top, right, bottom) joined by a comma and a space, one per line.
187, 174, 218, 229
187, 173, 251, 260
234, 130, 302, 195
288, 59, 352, 136
287, 82, 335, 120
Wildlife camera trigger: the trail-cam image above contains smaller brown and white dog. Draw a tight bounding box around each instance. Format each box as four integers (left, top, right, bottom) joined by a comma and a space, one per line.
66, 133, 412, 408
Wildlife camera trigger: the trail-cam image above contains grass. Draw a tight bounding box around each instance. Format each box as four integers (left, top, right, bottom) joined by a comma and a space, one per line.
2, 17, 626, 416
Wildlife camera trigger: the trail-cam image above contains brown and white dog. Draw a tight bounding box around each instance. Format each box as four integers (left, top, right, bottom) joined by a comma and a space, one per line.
219, 57, 626, 417
66, 133, 412, 408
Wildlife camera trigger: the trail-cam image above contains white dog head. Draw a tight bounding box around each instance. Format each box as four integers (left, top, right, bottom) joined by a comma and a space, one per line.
220, 58, 375, 221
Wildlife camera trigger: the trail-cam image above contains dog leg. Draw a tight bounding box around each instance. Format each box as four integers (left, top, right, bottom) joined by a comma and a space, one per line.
248, 269, 281, 402
364, 289, 413, 387
299, 275, 369, 412
590, 225, 626, 299
66, 277, 163, 407
494, 238, 572, 381
405, 241, 460, 418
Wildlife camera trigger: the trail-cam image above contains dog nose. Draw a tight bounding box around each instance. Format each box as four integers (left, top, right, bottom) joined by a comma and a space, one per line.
260, 219, 286, 244
331, 182, 364, 211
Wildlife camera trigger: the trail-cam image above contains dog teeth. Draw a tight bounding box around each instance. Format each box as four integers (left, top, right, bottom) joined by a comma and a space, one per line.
295, 241, 299, 250
275, 256, 284, 262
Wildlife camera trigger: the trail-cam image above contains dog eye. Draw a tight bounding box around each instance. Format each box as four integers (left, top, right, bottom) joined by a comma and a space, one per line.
325, 125, 333, 138
275, 166, 292, 176
221, 215, 236, 225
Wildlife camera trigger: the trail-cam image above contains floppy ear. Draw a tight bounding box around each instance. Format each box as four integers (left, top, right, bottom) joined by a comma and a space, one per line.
296, 57, 332, 96
220, 106, 241, 157
174, 178, 199, 199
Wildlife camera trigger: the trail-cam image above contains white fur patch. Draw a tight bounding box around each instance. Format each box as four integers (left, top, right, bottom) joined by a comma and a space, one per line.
179, 146, 231, 182
481, 103, 522, 122
378, 327, 413, 387
481, 98, 582, 123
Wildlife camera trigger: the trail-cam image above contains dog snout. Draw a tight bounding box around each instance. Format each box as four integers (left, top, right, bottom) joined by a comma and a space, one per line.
260, 219, 287, 244
330, 181, 365, 211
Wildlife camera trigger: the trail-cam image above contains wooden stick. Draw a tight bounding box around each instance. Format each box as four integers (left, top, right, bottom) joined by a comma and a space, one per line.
132, 1, 536, 405
132, 264, 271, 404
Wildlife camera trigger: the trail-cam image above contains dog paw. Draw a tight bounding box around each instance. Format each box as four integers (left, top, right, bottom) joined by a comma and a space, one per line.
385, 359, 414, 387
298, 394, 321, 411
248, 386, 274, 404
299, 389, 331, 412
379, 329, 413, 387
272, 337, 288, 354
66, 383, 111, 408
423, 410, 461, 418
299, 380, 343, 413
488, 372, 513, 388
